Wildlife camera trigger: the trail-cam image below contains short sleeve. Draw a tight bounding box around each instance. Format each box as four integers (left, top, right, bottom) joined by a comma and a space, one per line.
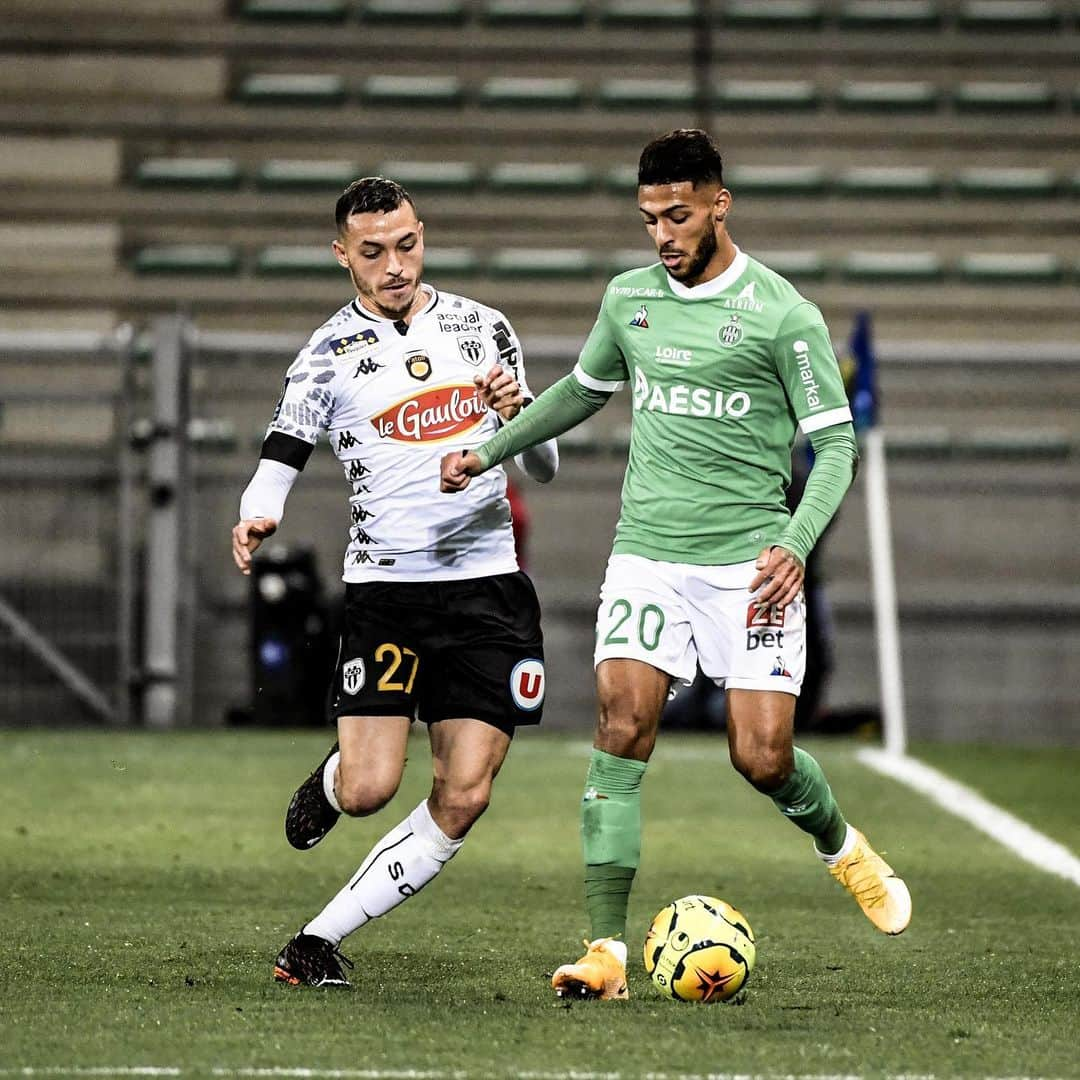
575, 287, 629, 391
265, 345, 337, 446
773, 302, 852, 435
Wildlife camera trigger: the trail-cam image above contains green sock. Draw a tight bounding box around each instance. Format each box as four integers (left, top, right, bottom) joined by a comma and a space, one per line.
769, 746, 848, 855
581, 749, 647, 940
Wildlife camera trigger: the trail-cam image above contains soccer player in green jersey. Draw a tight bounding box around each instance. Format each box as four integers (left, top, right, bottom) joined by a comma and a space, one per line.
441, 129, 911, 999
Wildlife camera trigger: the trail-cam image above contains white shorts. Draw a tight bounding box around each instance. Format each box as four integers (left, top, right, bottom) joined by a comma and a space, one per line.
593, 553, 806, 696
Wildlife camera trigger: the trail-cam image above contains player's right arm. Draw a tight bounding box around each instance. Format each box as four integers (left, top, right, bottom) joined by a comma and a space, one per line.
441, 290, 628, 492
231, 349, 334, 574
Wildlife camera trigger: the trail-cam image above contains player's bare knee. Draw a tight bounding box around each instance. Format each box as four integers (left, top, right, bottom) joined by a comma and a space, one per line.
731, 746, 791, 793
336, 772, 399, 817
596, 693, 655, 758
430, 781, 490, 837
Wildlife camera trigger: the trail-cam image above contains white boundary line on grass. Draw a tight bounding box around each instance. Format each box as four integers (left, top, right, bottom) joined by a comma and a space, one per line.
857, 748, 1080, 888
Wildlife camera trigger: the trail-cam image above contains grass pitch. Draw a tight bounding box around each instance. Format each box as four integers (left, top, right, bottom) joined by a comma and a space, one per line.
2, 730, 1078, 1078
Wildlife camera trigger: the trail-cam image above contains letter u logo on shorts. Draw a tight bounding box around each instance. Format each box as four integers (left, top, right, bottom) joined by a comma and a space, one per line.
510, 659, 545, 711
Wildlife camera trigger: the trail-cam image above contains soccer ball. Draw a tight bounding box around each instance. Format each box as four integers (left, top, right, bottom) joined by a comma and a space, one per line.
643, 894, 756, 1003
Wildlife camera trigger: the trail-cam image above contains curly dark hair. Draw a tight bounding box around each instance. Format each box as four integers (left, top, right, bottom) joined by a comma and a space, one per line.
637, 129, 724, 188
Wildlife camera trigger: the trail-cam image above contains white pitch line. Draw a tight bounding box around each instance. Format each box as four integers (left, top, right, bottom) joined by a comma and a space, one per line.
857, 748, 1080, 888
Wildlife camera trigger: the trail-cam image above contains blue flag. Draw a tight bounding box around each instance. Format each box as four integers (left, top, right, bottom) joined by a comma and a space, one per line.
849, 309, 878, 433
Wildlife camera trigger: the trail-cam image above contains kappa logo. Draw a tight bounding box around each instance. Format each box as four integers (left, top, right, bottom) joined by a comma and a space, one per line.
353, 356, 382, 378
718, 314, 744, 347
629, 304, 649, 328
330, 330, 379, 356
405, 351, 432, 381
510, 658, 545, 711
724, 281, 764, 313
457, 335, 485, 366
342, 658, 366, 695
337, 429, 360, 451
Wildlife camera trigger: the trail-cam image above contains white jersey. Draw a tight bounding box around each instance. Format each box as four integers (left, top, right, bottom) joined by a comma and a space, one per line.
267, 286, 531, 583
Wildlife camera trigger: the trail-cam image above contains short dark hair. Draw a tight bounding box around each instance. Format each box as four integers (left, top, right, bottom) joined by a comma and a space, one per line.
335, 176, 416, 232
637, 128, 724, 188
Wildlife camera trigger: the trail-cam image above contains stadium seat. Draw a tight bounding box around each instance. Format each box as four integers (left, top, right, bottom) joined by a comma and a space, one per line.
756, 250, 827, 279
957, 252, 1063, 283
960, 429, 1070, 458
487, 162, 593, 192
600, 0, 695, 23
240, 0, 348, 20
422, 247, 480, 276
379, 160, 478, 190
954, 81, 1056, 111
605, 164, 639, 191
837, 1, 942, 28
361, 0, 466, 22
482, 0, 585, 23
607, 248, 656, 274
256, 159, 359, 189
479, 77, 583, 108
715, 80, 820, 110
837, 81, 940, 111
237, 73, 347, 105
721, 1, 824, 28
134, 158, 242, 189
955, 167, 1059, 197
836, 166, 941, 196
883, 426, 953, 459
133, 245, 240, 275
841, 251, 944, 281
362, 75, 463, 106
489, 248, 593, 277
256, 245, 339, 275
957, 1, 1061, 30
726, 164, 827, 195
597, 78, 696, 109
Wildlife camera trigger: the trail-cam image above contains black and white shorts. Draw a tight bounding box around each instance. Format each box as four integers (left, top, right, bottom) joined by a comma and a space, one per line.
329, 571, 545, 734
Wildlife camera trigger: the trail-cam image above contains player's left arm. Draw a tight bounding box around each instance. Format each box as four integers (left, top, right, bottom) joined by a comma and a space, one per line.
750, 303, 859, 606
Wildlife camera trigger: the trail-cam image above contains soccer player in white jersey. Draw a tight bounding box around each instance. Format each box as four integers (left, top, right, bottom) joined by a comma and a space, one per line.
231, 177, 559, 987
442, 130, 911, 1000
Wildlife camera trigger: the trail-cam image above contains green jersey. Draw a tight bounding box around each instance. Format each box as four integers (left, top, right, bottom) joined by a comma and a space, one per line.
575, 247, 852, 566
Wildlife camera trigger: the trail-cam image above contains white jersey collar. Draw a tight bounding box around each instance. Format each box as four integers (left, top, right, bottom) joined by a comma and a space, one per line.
665, 246, 748, 299
351, 284, 439, 326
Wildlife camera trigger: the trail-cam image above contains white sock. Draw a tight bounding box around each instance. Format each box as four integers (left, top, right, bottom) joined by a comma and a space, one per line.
322, 751, 342, 812
304, 799, 463, 946
815, 823, 857, 865
595, 938, 627, 966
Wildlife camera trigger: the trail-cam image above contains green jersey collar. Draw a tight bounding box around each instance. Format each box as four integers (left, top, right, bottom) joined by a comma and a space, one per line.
665, 246, 748, 300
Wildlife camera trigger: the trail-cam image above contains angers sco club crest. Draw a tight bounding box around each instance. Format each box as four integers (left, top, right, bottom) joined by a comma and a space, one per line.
405, 351, 432, 381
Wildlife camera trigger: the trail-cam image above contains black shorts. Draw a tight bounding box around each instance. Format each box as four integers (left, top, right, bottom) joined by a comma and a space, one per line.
328, 571, 545, 734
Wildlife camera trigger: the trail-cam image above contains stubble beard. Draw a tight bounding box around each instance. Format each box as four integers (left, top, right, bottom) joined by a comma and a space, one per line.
670, 227, 718, 285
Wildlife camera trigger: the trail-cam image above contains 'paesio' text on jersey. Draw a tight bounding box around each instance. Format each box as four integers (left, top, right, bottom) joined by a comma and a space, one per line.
267, 287, 530, 582
576, 247, 852, 565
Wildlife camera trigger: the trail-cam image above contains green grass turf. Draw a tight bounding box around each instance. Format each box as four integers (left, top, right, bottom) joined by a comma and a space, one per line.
2, 730, 1078, 1078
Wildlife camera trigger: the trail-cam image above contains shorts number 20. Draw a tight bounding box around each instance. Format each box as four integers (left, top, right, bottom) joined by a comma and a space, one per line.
602, 599, 665, 652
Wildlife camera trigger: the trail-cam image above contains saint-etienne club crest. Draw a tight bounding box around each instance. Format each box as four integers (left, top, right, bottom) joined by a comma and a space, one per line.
718, 314, 744, 348
405, 351, 432, 381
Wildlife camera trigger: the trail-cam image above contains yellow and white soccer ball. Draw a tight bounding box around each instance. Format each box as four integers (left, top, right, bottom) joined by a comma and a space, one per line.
643, 894, 756, 1003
